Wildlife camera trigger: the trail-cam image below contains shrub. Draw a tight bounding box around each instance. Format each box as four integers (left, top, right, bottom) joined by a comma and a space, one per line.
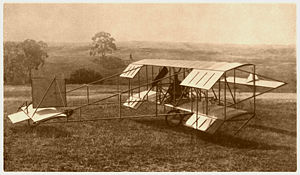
67, 68, 102, 84
92, 56, 125, 69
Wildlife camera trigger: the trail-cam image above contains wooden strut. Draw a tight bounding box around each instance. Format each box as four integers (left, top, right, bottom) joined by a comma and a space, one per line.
224, 72, 227, 121
190, 88, 207, 128
173, 68, 175, 104
226, 80, 236, 104
138, 70, 140, 98
196, 88, 198, 129
205, 90, 208, 115
253, 65, 256, 115
40, 112, 193, 125
152, 66, 154, 82
26, 101, 30, 126
227, 83, 286, 108
117, 74, 120, 93
156, 82, 158, 117
19, 104, 34, 124
158, 67, 161, 102
191, 88, 193, 112
211, 87, 217, 100
16, 101, 26, 112
73, 102, 116, 107
199, 89, 202, 101
156, 86, 168, 104
169, 67, 171, 84
66, 65, 142, 93
174, 87, 188, 107
146, 65, 148, 100
218, 79, 221, 105
119, 93, 122, 119
55, 79, 67, 107
233, 69, 236, 108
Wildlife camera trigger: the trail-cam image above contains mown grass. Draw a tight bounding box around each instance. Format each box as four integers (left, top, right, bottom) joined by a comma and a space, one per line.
3, 85, 297, 172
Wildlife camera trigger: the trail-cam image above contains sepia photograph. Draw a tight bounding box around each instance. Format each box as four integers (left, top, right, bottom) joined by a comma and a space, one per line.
2, 1, 297, 172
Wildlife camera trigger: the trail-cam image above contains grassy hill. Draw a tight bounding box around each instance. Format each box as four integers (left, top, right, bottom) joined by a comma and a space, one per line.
33, 41, 296, 92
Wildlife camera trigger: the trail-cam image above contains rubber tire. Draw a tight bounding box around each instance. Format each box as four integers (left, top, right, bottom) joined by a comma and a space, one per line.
165, 110, 183, 127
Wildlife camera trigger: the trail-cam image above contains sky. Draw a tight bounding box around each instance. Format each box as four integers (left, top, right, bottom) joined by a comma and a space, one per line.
3, 3, 296, 45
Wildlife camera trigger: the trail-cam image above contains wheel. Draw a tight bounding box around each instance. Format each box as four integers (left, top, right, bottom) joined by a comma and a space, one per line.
165, 110, 183, 127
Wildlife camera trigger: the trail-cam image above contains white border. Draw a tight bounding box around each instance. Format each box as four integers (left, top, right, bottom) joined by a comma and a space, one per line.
1, 1, 298, 175
0, 0, 299, 3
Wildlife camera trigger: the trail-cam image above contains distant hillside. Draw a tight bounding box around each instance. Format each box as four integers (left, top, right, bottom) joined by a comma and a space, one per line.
33, 41, 296, 92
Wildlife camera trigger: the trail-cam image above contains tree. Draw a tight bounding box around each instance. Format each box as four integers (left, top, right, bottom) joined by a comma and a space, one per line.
4, 42, 27, 84
3, 39, 48, 84
89, 32, 117, 58
22, 39, 48, 82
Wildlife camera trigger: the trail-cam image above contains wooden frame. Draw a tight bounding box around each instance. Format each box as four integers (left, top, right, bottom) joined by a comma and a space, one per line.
10, 59, 286, 135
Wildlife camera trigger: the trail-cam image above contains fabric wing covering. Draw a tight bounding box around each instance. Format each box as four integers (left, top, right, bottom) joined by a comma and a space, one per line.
133, 59, 244, 72
224, 77, 285, 88
180, 69, 223, 90
120, 64, 143, 78
8, 104, 66, 124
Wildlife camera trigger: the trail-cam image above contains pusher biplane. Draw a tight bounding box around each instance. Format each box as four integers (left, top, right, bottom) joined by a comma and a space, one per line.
8, 59, 286, 135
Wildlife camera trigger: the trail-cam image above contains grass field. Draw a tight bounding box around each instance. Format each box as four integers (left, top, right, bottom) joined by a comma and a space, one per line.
3, 84, 297, 172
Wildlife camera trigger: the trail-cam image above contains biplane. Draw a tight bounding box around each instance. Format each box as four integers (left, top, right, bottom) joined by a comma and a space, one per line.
8, 59, 286, 135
